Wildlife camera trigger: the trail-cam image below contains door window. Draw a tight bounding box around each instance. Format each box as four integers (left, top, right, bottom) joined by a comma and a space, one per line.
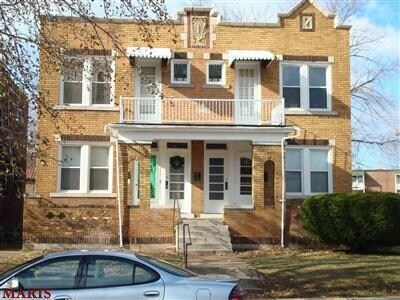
169, 156, 185, 200
13, 257, 82, 289
209, 158, 224, 200
84, 257, 159, 288
239, 157, 252, 195
139, 66, 156, 98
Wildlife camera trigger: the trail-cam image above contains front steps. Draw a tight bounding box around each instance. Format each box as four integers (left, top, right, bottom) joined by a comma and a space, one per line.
176, 219, 233, 254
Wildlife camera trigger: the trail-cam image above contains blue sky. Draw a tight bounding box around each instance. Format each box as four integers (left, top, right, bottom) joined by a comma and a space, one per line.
164, 0, 400, 169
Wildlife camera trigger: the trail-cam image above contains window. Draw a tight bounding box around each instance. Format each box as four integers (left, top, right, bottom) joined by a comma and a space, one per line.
62, 59, 83, 104
286, 148, 331, 195
90, 147, 110, 191
85, 257, 159, 288
91, 59, 112, 104
281, 63, 331, 110
171, 59, 190, 84
239, 157, 252, 195
396, 174, 400, 193
310, 149, 329, 193
61, 57, 114, 106
61, 146, 81, 191
282, 65, 300, 108
286, 149, 302, 193
352, 175, 364, 185
59, 144, 112, 193
14, 257, 82, 289
206, 61, 225, 85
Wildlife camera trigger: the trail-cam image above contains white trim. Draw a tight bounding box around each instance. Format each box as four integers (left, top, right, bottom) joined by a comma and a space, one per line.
50, 192, 117, 198
57, 142, 113, 194
280, 62, 332, 111
60, 56, 115, 107
206, 60, 226, 85
108, 124, 294, 145
170, 59, 190, 84
286, 146, 333, 197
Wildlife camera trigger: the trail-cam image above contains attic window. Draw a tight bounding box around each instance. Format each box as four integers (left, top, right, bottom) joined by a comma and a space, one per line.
300, 13, 315, 31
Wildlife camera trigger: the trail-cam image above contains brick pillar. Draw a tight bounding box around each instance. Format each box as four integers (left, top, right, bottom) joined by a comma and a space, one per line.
191, 141, 204, 215
252, 145, 282, 209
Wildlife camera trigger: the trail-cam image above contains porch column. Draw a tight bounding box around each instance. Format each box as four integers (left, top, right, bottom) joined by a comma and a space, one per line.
252, 145, 282, 209
119, 143, 152, 210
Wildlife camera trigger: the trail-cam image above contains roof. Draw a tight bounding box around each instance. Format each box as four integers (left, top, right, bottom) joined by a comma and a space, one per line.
126, 47, 172, 59
228, 50, 275, 66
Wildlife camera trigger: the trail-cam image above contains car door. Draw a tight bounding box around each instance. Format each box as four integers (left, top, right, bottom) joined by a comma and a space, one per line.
1, 256, 83, 300
75, 256, 164, 300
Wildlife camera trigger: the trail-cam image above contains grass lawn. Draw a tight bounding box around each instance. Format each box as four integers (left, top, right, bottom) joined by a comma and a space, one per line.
239, 248, 400, 298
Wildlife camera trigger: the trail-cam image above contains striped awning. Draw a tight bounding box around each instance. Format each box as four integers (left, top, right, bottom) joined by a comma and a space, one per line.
228, 50, 275, 66
127, 47, 172, 59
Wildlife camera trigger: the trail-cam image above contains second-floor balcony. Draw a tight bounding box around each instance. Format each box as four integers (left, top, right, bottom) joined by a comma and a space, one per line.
120, 97, 285, 126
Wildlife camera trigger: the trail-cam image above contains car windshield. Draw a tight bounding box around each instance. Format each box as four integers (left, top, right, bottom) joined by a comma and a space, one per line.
137, 255, 197, 277
0, 256, 43, 283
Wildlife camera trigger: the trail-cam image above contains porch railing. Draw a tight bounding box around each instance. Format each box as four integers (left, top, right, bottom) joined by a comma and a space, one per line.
120, 97, 285, 125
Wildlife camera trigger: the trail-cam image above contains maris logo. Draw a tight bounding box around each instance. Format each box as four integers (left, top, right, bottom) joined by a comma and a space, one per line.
2, 288, 52, 299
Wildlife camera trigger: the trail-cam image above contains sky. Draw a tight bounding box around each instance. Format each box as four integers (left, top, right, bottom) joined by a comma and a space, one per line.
164, 0, 400, 169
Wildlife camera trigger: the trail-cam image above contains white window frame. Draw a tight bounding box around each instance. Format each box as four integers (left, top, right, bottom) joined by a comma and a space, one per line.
57, 142, 113, 194
286, 146, 333, 197
285, 148, 304, 195
170, 59, 190, 84
395, 174, 400, 193
280, 62, 332, 111
60, 56, 115, 106
206, 60, 226, 85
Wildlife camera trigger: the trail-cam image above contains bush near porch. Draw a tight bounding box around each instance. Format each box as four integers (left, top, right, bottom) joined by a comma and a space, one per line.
300, 192, 400, 250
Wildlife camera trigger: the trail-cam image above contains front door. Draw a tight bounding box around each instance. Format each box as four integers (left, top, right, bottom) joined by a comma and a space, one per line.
135, 61, 161, 123
166, 154, 190, 214
204, 154, 228, 214
235, 62, 260, 124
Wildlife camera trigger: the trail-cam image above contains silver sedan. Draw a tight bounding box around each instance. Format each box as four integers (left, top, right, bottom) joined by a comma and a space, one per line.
0, 250, 245, 300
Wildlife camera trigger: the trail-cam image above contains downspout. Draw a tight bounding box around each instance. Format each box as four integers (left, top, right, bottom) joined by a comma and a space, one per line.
281, 126, 301, 248
115, 138, 123, 248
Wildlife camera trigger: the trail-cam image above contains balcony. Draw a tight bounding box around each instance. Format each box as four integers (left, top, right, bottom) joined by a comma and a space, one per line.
120, 97, 285, 126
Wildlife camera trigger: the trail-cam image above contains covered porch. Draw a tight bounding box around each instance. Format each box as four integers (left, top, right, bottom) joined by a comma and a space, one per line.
108, 124, 294, 218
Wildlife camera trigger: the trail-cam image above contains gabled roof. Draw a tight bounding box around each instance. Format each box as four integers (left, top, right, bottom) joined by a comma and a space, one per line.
278, 0, 336, 19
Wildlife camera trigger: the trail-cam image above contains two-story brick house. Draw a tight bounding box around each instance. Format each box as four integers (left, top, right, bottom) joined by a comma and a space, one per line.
24, 0, 352, 250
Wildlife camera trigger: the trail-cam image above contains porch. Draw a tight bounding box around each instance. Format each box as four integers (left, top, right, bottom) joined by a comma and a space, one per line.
119, 97, 285, 126
120, 139, 285, 217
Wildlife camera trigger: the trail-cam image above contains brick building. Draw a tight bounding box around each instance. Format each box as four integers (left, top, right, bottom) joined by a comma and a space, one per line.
0, 68, 28, 246
352, 170, 400, 193
24, 0, 352, 250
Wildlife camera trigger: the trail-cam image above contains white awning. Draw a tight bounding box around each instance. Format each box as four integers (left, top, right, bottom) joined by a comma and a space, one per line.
126, 47, 172, 59
228, 50, 275, 66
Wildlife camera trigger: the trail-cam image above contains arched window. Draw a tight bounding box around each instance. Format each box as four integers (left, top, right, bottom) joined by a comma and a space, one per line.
264, 160, 275, 206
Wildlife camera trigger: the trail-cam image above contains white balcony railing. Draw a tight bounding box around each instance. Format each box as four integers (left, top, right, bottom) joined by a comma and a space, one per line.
120, 97, 285, 125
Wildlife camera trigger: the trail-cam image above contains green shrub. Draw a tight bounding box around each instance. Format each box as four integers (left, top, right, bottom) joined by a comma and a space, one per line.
300, 192, 400, 250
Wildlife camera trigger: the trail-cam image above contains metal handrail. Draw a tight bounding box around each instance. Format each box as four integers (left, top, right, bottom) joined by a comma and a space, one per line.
173, 198, 182, 252
183, 223, 192, 269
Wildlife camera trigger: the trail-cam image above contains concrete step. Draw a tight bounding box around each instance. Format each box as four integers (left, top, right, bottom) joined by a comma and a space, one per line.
178, 236, 232, 244
176, 218, 232, 253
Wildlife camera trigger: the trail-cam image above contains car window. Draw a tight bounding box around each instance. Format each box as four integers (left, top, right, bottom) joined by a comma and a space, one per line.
137, 254, 197, 277
85, 257, 159, 288
14, 257, 82, 289
0, 256, 43, 283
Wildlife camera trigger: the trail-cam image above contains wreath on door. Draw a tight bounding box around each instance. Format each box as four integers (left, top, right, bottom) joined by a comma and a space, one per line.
170, 156, 184, 170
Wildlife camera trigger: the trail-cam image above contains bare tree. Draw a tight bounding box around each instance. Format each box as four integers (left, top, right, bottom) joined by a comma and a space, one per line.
0, 0, 175, 195
217, 0, 399, 168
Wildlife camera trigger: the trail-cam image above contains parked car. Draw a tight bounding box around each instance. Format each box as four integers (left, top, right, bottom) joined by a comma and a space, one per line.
0, 250, 245, 300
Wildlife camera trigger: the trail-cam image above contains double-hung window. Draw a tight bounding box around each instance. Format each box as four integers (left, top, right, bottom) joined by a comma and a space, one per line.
59, 144, 112, 193
206, 61, 225, 85
171, 59, 190, 84
286, 147, 332, 196
281, 63, 331, 110
61, 56, 114, 106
